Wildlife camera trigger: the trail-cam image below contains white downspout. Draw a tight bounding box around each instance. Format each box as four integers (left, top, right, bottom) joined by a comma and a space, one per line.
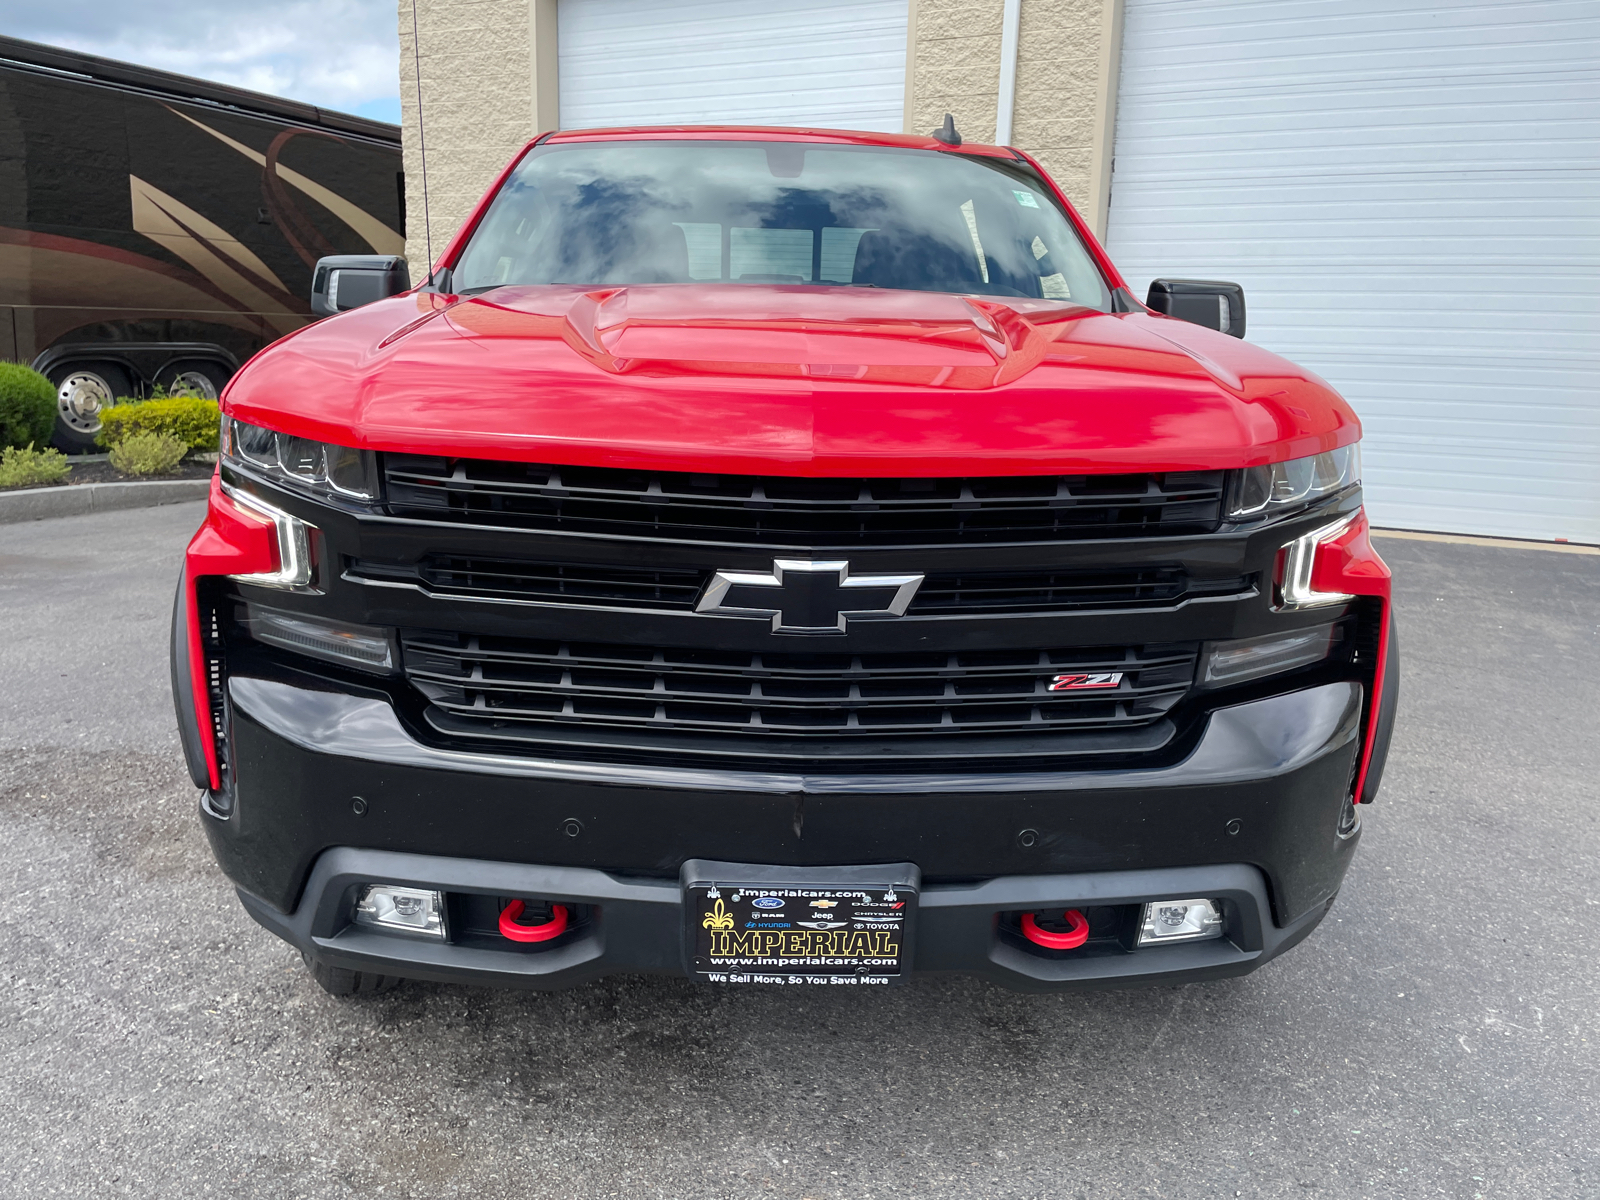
995, 0, 1022, 144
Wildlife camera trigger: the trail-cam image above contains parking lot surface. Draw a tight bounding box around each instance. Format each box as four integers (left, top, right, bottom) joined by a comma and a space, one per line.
1, 502, 1596, 1199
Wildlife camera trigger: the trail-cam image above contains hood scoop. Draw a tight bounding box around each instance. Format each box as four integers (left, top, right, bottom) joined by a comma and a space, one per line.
541, 283, 1069, 387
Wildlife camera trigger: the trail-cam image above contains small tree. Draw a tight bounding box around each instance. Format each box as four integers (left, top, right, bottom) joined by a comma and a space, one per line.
0, 363, 56, 450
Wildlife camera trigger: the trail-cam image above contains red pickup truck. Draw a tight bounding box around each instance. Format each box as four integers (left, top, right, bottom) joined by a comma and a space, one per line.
171, 124, 1397, 996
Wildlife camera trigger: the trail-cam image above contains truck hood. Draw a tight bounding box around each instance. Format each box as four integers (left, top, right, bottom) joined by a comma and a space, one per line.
224, 283, 1359, 475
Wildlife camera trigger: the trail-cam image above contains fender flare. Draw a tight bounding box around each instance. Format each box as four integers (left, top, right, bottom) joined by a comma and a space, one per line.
169, 567, 212, 790
1360, 612, 1400, 804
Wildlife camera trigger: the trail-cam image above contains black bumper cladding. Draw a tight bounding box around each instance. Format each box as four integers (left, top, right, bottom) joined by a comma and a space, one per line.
211, 674, 1363, 993
237, 849, 1328, 994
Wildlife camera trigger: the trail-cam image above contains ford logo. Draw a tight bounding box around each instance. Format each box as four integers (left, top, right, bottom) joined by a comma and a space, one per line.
752, 896, 784, 909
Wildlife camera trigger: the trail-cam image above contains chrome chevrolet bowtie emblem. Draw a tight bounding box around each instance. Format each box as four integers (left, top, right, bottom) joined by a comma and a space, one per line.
696, 559, 924, 634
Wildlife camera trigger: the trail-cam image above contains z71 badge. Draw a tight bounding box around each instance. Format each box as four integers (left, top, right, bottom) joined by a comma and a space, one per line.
1048, 671, 1123, 691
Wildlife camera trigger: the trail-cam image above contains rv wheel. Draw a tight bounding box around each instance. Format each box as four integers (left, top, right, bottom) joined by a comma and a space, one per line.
155, 360, 228, 400
47, 362, 132, 453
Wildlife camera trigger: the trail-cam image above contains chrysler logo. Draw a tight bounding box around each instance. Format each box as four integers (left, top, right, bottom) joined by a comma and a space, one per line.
696, 559, 924, 634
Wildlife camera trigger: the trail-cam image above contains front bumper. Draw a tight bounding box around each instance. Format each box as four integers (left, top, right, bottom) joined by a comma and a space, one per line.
205, 673, 1366, 992
241, 850, 1332, 993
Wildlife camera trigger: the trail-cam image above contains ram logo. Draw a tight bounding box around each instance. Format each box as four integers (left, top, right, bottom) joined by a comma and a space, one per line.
1048, 672, 1123, 691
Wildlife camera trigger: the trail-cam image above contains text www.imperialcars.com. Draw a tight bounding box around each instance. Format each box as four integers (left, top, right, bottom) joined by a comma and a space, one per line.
708, 957, 898, 967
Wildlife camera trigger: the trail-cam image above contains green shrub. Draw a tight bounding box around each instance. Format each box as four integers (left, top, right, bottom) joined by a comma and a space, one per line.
0, 362, 56, 450
109, 432, 187, 476
122, 382, 209, 402
167, 382, 209, 399
97, 396, 220, 453
0, 443, 71, 487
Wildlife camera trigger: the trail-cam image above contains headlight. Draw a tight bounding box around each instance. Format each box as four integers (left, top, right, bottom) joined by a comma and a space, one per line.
222, 417, 378, 502
1231, 444, 1360, 519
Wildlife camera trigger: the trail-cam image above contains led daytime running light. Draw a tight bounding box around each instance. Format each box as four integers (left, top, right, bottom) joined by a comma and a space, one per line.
223, 483, 314, 589
1276, 510, 1358, 610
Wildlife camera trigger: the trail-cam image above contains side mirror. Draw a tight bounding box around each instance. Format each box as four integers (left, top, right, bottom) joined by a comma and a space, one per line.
311, 255, 409, 317
1146, 278, 1246, 338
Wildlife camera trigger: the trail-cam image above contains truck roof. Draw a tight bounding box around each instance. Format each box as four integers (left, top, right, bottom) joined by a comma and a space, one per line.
542, 124, 1016, 158
0, 34, 400, 145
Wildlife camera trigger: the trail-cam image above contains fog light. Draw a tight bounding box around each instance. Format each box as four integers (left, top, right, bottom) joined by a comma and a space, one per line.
1204, 623, 1340, 685
244, 604, 394, 671
1138, 898, 1223, 945
354, 885, 445, 938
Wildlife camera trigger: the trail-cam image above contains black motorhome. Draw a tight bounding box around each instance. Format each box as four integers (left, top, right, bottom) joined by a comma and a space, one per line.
0, 36, 404, 450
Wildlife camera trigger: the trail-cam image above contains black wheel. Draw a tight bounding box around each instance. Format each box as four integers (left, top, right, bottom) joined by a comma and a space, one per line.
46, 361, 133, 453
301, 951, 404, 996
154, 359, 229, 400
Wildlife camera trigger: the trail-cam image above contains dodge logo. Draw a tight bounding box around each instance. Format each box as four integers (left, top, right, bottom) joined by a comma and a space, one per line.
696, 559, 924, 634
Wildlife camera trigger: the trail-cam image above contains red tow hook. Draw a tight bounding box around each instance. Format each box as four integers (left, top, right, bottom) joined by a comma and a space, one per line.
498, 899, 570, 943
1021, 909, 1090, 950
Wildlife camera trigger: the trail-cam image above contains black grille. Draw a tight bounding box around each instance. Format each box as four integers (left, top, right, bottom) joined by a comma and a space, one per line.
912, 566, 1190, 613
400, 632, 1198, 742
381, 456, 1226, 547
386, 556, 707, 609
350, 555, 1246, 615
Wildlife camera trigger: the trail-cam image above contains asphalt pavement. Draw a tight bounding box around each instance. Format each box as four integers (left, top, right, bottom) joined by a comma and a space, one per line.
1, 502, 1595, 1199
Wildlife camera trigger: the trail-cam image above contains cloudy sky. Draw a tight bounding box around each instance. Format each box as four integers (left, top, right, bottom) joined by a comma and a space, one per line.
1, 0, 402, 122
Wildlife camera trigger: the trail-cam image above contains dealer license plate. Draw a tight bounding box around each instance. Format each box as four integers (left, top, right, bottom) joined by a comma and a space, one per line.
684, 863, 918, 987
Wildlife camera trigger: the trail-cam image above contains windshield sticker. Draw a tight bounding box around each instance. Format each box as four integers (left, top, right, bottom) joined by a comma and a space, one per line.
1014, 190, 1040, 208
958, 199, 991, 284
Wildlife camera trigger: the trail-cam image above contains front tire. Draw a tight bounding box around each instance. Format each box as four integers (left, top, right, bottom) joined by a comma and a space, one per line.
302, 952, 404, 996
46, 361, 132, 453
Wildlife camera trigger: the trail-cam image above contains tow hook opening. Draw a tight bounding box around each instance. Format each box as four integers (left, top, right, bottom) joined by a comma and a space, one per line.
1022, 908, 1089, 950
498, 898, 570, 943
1003, 904, 1148, 956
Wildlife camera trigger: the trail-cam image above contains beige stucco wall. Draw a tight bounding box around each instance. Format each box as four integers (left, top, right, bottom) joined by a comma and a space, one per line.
397, 0, 1121, 275
1013, 0, 1112, 216
909, 0, 1122, 233
398, 0, 558, 281
908, 3, 1007, 145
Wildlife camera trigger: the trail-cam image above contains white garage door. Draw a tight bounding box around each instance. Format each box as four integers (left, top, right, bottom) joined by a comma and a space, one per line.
1107, 0, 1600, 543
558, 0, 908, 133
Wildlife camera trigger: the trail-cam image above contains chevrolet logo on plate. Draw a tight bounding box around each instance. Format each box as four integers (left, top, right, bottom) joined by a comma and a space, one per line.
696, 559, 924, 634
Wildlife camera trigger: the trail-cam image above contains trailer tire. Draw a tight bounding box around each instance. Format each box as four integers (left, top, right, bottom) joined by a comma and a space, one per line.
46, 361, 132, 453
155, 359, 229, 400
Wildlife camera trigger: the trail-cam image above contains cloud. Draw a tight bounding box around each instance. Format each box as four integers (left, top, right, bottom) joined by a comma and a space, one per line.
4, 0, 401, 118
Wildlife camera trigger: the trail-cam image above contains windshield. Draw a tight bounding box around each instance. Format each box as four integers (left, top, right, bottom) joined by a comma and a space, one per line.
451, 140, 1112, 307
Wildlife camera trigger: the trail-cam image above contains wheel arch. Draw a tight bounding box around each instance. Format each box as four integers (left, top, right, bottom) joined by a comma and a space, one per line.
33, 341, 241, 393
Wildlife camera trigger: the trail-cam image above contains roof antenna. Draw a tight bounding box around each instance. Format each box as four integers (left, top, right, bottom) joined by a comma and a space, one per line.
931, 113, 962, 147
409, 0, 435, 287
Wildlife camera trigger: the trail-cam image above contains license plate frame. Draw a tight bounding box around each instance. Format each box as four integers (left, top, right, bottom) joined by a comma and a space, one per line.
681, 859, 919, 987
